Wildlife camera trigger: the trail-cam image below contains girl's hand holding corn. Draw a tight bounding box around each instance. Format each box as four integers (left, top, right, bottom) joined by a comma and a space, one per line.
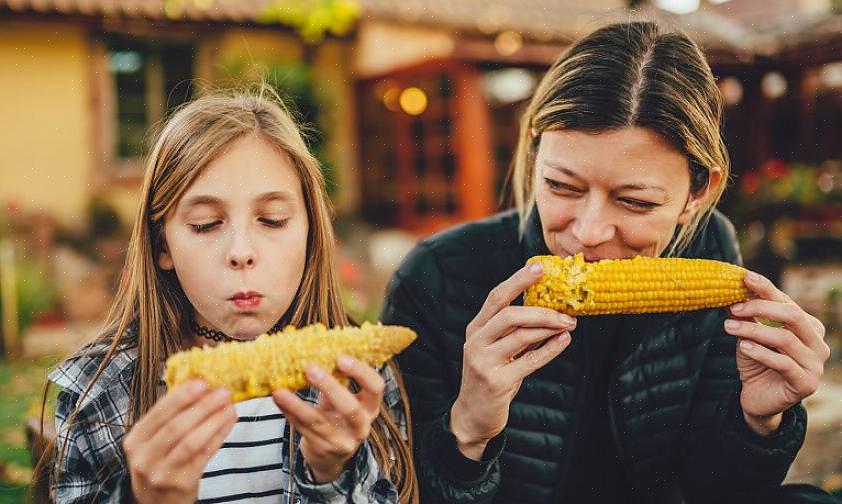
724, 271, 830, 436
124, 380, 237, 504
272, 356, 385, 483
449, 262, 577, 461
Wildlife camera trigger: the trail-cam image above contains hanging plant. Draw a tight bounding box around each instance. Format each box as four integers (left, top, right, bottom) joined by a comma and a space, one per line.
163, 0, 361, 44
220, 60, 338, 197
259, 0, 360, 44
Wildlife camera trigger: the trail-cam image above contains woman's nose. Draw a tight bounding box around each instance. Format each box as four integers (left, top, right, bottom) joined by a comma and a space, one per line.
571, 201, 616, 248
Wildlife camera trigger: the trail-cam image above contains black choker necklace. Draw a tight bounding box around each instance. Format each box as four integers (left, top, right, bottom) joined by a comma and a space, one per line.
189, 318, 286, 343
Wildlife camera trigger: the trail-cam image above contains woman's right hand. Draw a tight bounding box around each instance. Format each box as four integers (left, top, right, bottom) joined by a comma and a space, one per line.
450, 262, 576, 460
124, 380, 237, 504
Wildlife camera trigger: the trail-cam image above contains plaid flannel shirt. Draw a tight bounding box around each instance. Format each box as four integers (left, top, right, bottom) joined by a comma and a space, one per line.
49, 335, 406, 504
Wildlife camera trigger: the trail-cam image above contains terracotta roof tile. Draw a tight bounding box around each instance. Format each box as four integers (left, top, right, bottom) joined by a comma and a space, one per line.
0, 0, 838, 54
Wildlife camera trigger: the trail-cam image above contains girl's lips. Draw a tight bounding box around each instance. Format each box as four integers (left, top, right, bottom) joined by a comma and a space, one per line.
230, 295, 262, 309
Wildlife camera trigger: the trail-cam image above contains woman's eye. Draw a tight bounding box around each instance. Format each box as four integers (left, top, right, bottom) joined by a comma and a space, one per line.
619, 198, 658, 210
260, 218, 289, 228
190, 221, 220, 233
544, 178, 581, 193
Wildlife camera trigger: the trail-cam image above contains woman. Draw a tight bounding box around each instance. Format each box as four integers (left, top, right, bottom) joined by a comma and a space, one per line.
381, 22, 832, 503
42, 89, 417, 503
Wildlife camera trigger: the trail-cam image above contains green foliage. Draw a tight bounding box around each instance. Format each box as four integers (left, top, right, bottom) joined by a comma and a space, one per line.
0, 356, 60, 497
221, 60, 338, 196
163, 0, 360, 44
732, 159, 842, 224
258, 0, 360, 43
0, 255, 56, 344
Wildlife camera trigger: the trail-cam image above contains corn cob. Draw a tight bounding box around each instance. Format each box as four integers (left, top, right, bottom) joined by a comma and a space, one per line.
164, 322, 416, 402
524, 253, 749, 316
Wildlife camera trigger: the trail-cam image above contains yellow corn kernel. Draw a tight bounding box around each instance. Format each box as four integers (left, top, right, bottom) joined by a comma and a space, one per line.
524, 253, 749, 315
164, 322, 416, 402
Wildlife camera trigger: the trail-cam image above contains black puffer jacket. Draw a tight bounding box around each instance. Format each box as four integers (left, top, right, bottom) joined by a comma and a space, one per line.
381, 209, 807, 504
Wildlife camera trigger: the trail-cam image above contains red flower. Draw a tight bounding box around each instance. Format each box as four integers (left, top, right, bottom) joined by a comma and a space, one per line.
741, 171, 760, 193
761, 159, 789, 179
339, 256, 361, 286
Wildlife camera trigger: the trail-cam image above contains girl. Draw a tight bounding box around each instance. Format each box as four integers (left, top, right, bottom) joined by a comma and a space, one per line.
42, 88, 417, 503
380, 21, 834, 503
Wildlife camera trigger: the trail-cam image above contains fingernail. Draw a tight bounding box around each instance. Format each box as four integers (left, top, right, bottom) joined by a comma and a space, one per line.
338, 356, 354, 369
746, 271, 759, 282
192, 380, 208, 393
740, 339, 754, 351
529, 262, 543, 274
214, 388, 231, 401
731, 303, 744, 313
724, 319, 740, 330
558, 332, 571, 344
307, 366, 326, 381
558, 314, 575, 326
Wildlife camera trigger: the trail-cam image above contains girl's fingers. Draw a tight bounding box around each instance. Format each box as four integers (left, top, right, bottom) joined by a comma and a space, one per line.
492, 327, 566, 359
164, 402, 237, 470
305, 365, 363, 421
336, 356, 384, 416
135, 380, 211, 439
724, 319, 819, 373
507, 332, 571, 381
139, 387, 232, 465
482, 306, 575, 344
473, 263, 546, 329
272, 389, 328, 438
730, 299, 825, 353
738, 340, 820, 398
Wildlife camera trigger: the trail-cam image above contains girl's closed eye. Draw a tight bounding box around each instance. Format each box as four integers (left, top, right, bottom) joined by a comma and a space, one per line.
189, 217, 289, 234
260, 217, 289, 228
190, 221, 221, 233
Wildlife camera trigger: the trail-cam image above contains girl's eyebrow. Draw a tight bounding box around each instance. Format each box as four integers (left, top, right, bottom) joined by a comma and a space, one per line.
183, 195, 223, 208
544, 162, 668, 196
182, 191, 296, 209
256, 191, 296, 204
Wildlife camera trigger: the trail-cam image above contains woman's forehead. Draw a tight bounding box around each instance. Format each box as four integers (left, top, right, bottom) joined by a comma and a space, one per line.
536, 127, 689, 189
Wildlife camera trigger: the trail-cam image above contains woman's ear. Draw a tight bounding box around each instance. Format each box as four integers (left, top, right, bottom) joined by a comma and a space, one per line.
678, 166, 723, 225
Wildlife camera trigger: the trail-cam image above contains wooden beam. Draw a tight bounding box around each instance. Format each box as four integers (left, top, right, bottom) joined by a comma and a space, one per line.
454, 65, 495, 221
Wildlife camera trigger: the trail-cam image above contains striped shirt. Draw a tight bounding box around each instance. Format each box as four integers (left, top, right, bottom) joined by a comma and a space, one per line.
49, 338, 405, 503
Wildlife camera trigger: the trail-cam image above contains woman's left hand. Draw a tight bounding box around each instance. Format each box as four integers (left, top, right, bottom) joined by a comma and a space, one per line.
724, 271, 830, 436
272, 356, 384, 483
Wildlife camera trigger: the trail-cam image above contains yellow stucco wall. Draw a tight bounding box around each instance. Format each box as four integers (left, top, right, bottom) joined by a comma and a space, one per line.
0, 23, 360, 231
216, 29, 304, 66
0, 22, 91, 227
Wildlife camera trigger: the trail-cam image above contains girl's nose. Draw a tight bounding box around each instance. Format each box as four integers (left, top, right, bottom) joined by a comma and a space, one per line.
226, 228, 257, 269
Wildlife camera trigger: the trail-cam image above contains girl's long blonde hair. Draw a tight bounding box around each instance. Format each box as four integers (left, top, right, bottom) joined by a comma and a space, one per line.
510, 21, 730, 256
37, 87, 418, 503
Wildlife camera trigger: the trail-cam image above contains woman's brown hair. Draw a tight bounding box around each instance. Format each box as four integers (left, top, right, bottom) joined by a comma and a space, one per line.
511, 20, 729, 256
